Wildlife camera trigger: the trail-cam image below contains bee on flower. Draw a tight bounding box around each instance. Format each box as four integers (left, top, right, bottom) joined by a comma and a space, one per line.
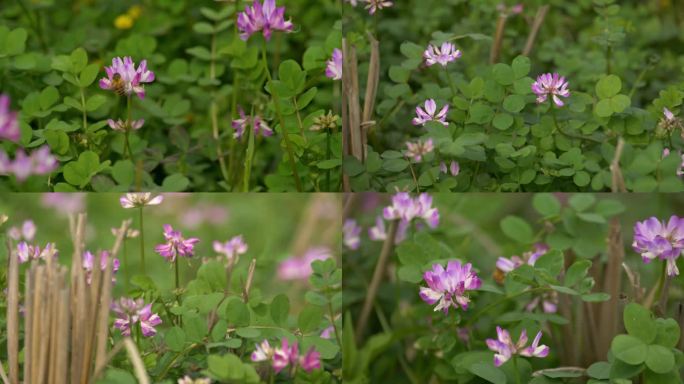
99, 57, 155, 99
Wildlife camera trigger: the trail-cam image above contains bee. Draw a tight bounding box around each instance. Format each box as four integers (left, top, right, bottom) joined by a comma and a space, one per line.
111, 73, 127, 96
492, 268, 506, 285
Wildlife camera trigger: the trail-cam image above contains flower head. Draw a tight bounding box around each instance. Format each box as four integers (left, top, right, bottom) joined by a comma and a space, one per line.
531, 73, 570, 107
107, 119, 144, 132
369, 215, 409, 243
365, 0, 393, 14
326, 48, 343, 80
232, 107, 274, 139
310, 111, 339, 131
496, 243, 549, 274
633, 216, 684, 276
83, 250, 120, 284
120, 193, 163, 208
237, 0, 294, 41
405, 138, 434, 162
419, 260, 481, 313
0, 94, 20, 142
277, 247, 332, 281
99, 57, 155, 99
440, 161, 460, 176
299, 348, 321, 372
486, 327, 549, 367
155, 224, 199, 262
112, 297, 161, 337
213, 235, 248, 263
383, 192, 439, 228
42, 194, 85, 215
412, 99, 449, 127
423, 43, 462, 67
656, 108, 683, 138
0, 146, 58, 182
17, 242, 58, 264
252, 339, 320, 374
8, 220, 36, 242
177, 377, 211, 384
343, 219, 362, 250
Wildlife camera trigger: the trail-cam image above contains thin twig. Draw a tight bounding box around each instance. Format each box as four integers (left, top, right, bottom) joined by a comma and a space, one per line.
355, 220, 399, 343
123, 338, 151, 384
523, 5, 550, 56
243, 258, 257, 302
610, 137, 627, 192
6, 237, 18, 384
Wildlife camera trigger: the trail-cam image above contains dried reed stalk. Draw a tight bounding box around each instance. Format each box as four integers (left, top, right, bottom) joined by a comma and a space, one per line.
0, 361, 9, 384
523, 5, 550, 56
595, 219, 624, 358
243, 258, 257, 302
123, 338, 150, 384
490, 15, 508, 64
610, 138, 627, 192
342, 38, 363, 162
361, 32, 380, 160
6, 238, 19, 384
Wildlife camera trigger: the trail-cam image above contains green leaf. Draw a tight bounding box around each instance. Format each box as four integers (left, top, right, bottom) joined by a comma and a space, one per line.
492, 63, 514, 86
161, 173, 190, 192
111, 160, 134, 186
39, 86, 59, 110
644, 345, 675, 374
568, 194, 595, 211
653, 318, 680, 348
165, 326, 186, 352
298, 306, 323, 333
63, 151, 102, 188
79, 63, 100, 87
610, 94, 631, 113
533, 193, 561, 217
580, 293, 610, 302
225, 298, 250, 327
595, 99, 613, 117
270, 294, 290, 326
500, 215, 534, 244
70, 47, 88, 73
183, 314, 208, 342
623, 303, 657, 343
44, 130, 70, 155
611, 334, 648, 365
511, 56, 531, 78
535, 249, 564, 277
86, 95, 107, 112
565, 260, 591, 287
279, 60, 306, 94
503, 94, 526, 113
596, 75, 622, 99
468, 362, 507, 384
4, 28, 28, 56
193, 22, 215, 34
492, 113, 514, 130
587, 361, 611, 379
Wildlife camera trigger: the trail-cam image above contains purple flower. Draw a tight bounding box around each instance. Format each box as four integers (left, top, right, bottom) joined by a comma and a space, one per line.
664, 107, 675, 121
112, 297, 161, 337
383, 192, 439, 228
273, 339, 298, 373
213, 235, 248, 263
525, 291, 559, 314
16, 242, 58, 264
440, 161, 460, 176
497, 3, 524, 16
251, 340, 274, 362
83, 250, 120, 284
496, 243, 549, 273
232, 107, 274, 139
42, 193, 85, 215
99, 57, 155, 99
155, 224, 199, 262
531, 73, 570, 107
299, 348, 321, 372
120, 193, 163, 208
177, 376, 211, 384
368, 215, 409, 243
326, 48, 342, 80
277, 247, 332, 281
633, 216, 684, 276
107, 118, 144, 132
487, 327, 549, 367
419, 260, 481, 313
237, 0, 294, 41
424, 43, 462, 67
0, 146, 58, 182
343, 219, 362, 250
320, 326, 335, 339
412, 99, 449, 127
365, 0, 393, 14
405, 138, 435, 162
0, 94, 20, 142
8, 220, 36, 242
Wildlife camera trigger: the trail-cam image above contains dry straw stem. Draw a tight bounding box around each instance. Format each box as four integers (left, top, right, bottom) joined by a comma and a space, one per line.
361, 32, 380, 160
342, 39, 362, 163
490, 14, 508, 64
355, 219, 399, 344
595, 219, 624, 358
610, 137, 627, 192
523, 5, 550, 56
0, 361, 9, 384
123, 338, 151, 384
243, 258, 257, 303
6, 238, 19, 384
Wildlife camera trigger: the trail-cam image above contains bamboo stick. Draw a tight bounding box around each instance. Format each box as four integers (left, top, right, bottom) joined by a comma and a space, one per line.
123, 339, 150, 384
6, 238, 18, 384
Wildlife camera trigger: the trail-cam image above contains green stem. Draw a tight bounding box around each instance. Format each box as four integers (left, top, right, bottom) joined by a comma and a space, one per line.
139, 207, 145, 275
125, 95, 133, 160
210, 32, 230, 185
512, 356, 521, 384
80, 87, 88, 133
466, 287, 552, 326
326, 129, 332, 191
444, 66, 457, 98
123, 238, 130, 292
261, 41, 303, 191
242, 118, 255, 192
551, 105, 602, 143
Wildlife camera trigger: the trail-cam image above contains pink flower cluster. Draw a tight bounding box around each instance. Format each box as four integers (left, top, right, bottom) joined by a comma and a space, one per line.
0, 94, 20, 142
423, 43, 462, 67
213, 235, 248, 263
251, 339, 321, 374
237, 0, 294, 41
155, 224, 199, 263
112, 297, 162, 337
633, 215, 684, 276
83, 250, 120, 284
120, 193, 164, 208
278, 247, 332, 281
531, 73, 570, 107
232, 107, 274, 139
383, 192, 439, 228
405, 138, 434, 162
326, 48, 343, 81
486, 327, 549, 367
99, 56, 155, 99
17, 242, 58, 264
419, 260, 481, 314
0, 146, 58, 182
343, 219, 362, 250
412, 99, 449, 127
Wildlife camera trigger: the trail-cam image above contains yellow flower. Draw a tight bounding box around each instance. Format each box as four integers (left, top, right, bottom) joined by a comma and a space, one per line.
114, 15, 134, 30
127, 5, 142, 19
